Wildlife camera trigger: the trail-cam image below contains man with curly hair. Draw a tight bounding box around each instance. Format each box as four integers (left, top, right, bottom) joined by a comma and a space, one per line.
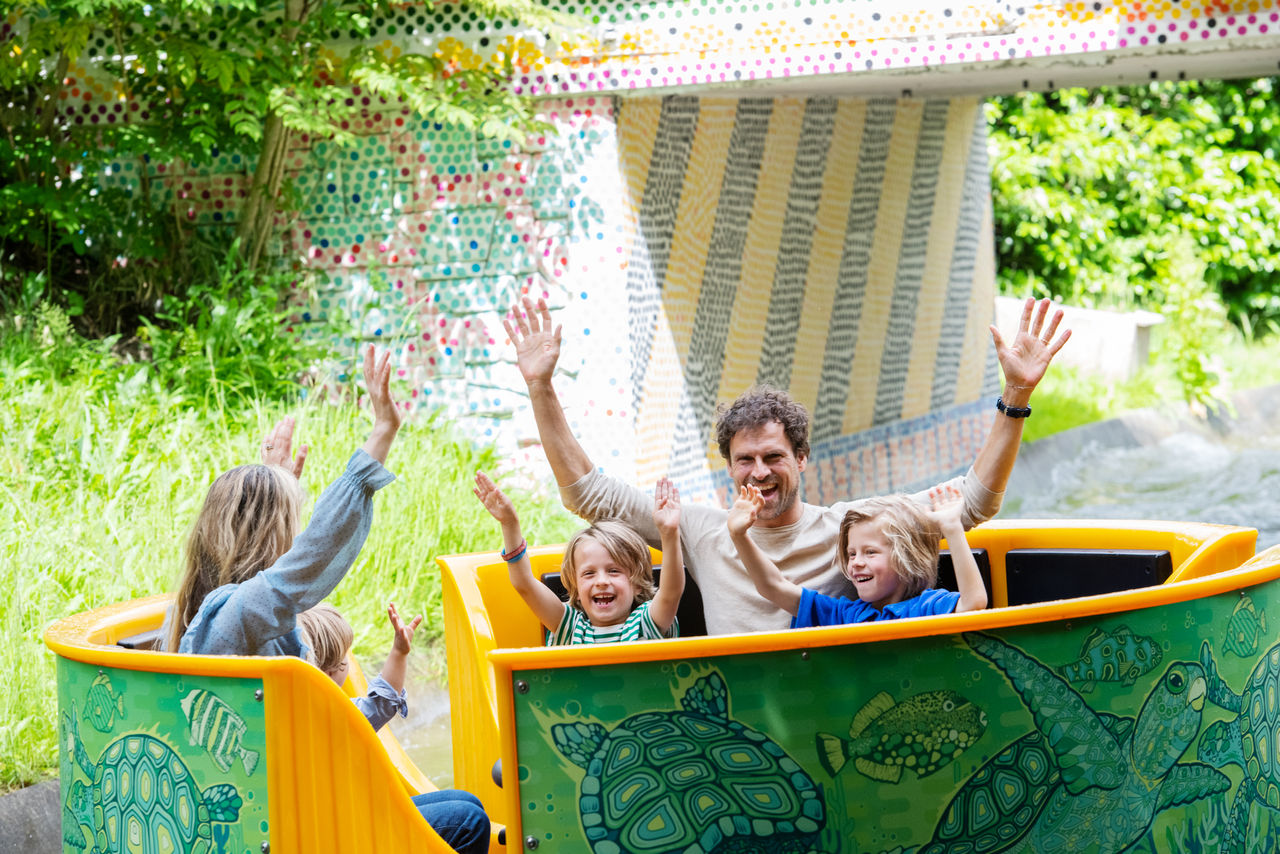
504, 297, 1069, 635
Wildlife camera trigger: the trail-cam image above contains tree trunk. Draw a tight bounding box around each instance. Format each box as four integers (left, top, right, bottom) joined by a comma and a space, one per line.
235, 0, 308, 269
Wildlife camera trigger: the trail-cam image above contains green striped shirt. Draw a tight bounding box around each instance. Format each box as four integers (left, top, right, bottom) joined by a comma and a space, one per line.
546, 602, 679, 646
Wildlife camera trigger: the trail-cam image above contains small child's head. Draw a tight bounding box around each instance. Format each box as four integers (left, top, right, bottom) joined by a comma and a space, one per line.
297, 603, 354, 686
561, 520, 654, 627
168, 464, 304, 651
837, 496, 940, 609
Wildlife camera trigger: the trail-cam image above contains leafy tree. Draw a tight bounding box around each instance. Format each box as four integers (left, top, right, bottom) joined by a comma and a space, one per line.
0, 0, 571, 333
987, 79, 1280, 330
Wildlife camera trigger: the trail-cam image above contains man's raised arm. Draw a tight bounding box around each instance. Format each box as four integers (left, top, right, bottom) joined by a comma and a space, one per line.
971, 296, 1071, 497
504, 297, 595, 486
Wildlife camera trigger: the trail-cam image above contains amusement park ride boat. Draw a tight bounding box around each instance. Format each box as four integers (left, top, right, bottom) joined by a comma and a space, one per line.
46, 519, 1280, 853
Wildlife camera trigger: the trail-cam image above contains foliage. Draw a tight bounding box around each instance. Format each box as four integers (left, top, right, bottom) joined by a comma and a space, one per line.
987, 79, 1280, 328
0, 0, 573, 331
135, 246, 334, 409
0, 325, 580, 791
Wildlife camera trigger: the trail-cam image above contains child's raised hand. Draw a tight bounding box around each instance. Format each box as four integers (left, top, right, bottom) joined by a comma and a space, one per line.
363, 344, 402, 431
387, 602, 423, 655
359, 345, 402, 464
261, 415, 308, 479
473, 470, 519, 526
726, 484, 764, 537
653, 477, 681, 536
926, 484, 964, 530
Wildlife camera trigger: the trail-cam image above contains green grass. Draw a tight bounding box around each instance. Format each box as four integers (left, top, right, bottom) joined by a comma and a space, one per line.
0, 330, 579, 792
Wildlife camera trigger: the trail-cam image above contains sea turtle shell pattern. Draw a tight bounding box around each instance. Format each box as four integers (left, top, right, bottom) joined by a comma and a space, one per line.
77, 733, 242, 854
552, 671, 826, 854
922, 631, 1227, 854
1199, 639, 1280, 853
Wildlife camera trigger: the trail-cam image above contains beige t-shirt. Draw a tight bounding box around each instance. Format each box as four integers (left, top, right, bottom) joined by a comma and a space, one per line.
560, 468, 1001, 635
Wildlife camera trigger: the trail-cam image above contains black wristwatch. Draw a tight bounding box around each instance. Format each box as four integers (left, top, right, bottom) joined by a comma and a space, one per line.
996, 396, 1031, 418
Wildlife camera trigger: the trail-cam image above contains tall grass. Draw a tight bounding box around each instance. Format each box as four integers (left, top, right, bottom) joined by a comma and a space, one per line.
0, 319, 578, 792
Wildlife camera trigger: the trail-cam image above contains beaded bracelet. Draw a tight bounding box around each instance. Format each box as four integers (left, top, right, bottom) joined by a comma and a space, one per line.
501, 539, 528, 563
996, 396, 1032, 419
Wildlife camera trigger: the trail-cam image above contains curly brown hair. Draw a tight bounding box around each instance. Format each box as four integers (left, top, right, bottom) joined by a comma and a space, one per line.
714, 386, 811, 461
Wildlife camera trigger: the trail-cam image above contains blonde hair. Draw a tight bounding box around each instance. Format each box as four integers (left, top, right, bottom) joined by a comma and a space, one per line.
296, 603, 354, 673
167, 464, 304, 651
837, 496, 940, 602
561, 520, 655, 611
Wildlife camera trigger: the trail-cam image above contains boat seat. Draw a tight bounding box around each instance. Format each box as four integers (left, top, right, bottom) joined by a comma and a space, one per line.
539, 565, 708, 637
936, 548, 993, 605
1004, 548, 1173, 606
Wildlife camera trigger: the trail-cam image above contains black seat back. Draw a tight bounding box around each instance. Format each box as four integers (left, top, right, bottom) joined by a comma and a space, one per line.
936, 548, 993, 605
1004, 548, 1173, 606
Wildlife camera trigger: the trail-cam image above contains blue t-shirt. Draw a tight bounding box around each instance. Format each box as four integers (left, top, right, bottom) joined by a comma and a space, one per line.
791, 587, 960, 628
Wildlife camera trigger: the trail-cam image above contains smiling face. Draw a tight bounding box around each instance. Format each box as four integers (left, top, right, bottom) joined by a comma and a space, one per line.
727, 421, 807, 527
842, 519, 907, 611
571, 538, 639, 627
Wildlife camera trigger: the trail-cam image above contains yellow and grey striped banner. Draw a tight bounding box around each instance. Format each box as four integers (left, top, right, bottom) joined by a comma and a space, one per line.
619, 94, 998, 505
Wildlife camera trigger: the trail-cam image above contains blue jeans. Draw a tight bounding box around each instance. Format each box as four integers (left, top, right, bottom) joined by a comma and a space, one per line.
411, 789, 490, 854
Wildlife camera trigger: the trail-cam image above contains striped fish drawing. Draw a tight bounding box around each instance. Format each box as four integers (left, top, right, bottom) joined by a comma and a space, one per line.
180, 688, 260, 776
84, 672, 125, 733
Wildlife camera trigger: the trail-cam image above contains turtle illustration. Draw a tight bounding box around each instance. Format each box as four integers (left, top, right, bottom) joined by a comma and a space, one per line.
552, 670, 826, 853
63, 708, 242, 854
921, 632, 1228, 854
1198, 639, 1280, 853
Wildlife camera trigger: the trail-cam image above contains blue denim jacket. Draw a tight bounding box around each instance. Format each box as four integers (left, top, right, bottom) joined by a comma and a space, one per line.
168, 450, 395, 656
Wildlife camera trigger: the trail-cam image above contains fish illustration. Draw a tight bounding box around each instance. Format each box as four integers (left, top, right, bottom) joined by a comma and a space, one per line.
83, 672, 125, 733
1056, 625, 1162, 692
180, 688, 260, 775
1222, 594, 1267, 657
815, 689, 987, 783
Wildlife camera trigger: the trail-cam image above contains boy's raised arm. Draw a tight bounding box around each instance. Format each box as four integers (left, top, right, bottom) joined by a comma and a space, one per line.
928, 486, 988, 614
647, 478, 685, 633
474, 471, 566, 632
727, 485, 803, 616
379, 602, 423, 696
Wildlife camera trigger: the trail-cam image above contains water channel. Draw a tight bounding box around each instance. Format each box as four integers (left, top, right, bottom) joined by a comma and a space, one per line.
391, 387, 1280, 787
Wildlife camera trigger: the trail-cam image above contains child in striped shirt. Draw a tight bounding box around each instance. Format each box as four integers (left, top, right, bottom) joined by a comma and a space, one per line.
473, 471, 685, 645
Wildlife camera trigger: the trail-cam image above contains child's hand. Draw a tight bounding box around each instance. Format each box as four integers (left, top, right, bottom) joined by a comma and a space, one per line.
387, 602, 423, 656
726, 485, 764, 537
653, 477, 681, 536
363, 344, 402, 432
926, 484, 964, 530
473, 471, 519, 526
261, 415, 308, 479
359, 345, 402, 464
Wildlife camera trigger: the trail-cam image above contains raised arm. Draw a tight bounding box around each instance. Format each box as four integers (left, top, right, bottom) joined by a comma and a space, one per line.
726, 485, 803, 615
970, 297, 1071, 496
473, 470, 566, 632
504, 297, 594, 486
359, 344, 403, 465
647, 478, 685, 633
927, 485, 988, 613
378, 602, 423, 695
